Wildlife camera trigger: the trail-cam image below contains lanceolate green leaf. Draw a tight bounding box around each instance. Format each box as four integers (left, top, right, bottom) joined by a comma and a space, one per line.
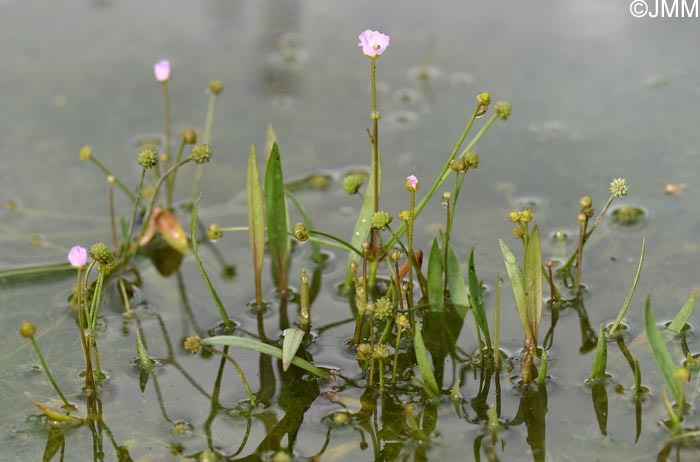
282, 328, 305, 372
524, 225, 542, 345
499, 239, 529, 339
247, 145, 265, 305
265, 143, 289, 294
203, 335, 329, 378
644, 296, 682, 402
666, 289, 698, 336
413, 323, 440, 398
346, 162, 381, 278
427, 238, 444, 314
609, 237, 645, 336
446, 242, 469, 320
468, 245, 491, 348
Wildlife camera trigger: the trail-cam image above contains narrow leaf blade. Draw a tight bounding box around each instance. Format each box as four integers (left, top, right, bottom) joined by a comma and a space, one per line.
282, 328, 305, 371
203, 335, 329, 378
414, 323, 440, 398
589, 324, 608, 381
264, 143, 289, 293
468, 245, 491, 347
446, 242, 469, 319
644, 296, 682, 402
609, 237, 645, 335
427, 238, 444, 314
667, 289, 698, 335
499, 239, 530, 339
247, 145, 265, 296
346, 162, 380, 270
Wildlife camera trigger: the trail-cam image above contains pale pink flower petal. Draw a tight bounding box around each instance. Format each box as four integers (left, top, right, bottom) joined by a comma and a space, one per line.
406, 175, 419, 191
68, 245, 88, 268
154, 60, 171, 82
358, 30, 390, 57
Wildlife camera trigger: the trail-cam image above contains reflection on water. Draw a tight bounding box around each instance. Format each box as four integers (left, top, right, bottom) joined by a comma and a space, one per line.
2, 0, 700, 461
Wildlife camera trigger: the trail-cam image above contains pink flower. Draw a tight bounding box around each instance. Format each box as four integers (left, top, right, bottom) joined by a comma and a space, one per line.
68, 246, 88, 268
406, 175, 419, 192
154, 60, 171, 82
358, 30, 390, 57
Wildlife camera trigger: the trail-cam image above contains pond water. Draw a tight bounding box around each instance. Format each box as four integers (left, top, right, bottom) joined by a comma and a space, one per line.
2, 0, 700, 460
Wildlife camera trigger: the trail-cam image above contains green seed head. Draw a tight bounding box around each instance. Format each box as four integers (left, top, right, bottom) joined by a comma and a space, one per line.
465, 151, 480, 169
207, 223, 223, 241
89, 242, 114, 267
476, 91, 491, 107
342, 173, 365, 195
192, 144, 213, 164
372, 344, 390, 360
373, 296, 392, 321
494, 101, 512, 121
371, 211, 392, 230
398, 210, 411, 222
137, 148, 159, 169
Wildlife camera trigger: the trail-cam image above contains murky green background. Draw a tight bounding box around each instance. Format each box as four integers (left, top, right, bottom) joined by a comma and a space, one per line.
2, 0, 700, 460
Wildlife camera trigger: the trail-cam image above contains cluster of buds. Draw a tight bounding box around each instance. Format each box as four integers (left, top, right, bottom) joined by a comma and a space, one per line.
579, 195, 594, 218
372, 296, 393, 321
476, 91, 491, 117
449, 150, 480, 172
509, 209, 533, 239
89, 242, 114, 268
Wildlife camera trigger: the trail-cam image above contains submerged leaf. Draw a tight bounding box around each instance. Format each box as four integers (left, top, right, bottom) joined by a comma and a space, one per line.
427, 238, 444, 314
468, 245, 491, 347
282, 328, 305, 371
203, 335, 329, 378
33, 401, 83, 424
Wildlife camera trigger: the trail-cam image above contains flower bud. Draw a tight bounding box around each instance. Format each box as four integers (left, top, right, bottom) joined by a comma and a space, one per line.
20, 321, 35, 338
293, 223, 310, 242
370, 110, 381, 121
399, 210, 411, 222
577, 213, 587, 223
513, 224, 524, 239
675, 367, 691, 383
442, 191, 451, 201
89, 242, 114, 267
494, 101, 512, 121
391, 249, 402, 261
520, 209, 533, 223
208, 80, 223, 95
137, 148, 159, 169
79, 146, 92, 161
68, 245, 88, 268
356, 343, 372, 361
476, 91, 491, 107
342, 173, 365, 195
181, 129, 197, 145
508, 211, 520, 223
405, 175, 419, 192
192, 144, 212, 164
579, 196, 592, 208
371, 211, 392, 230
396, 314, 410, 330
449, 156, 468, 172
207, 223, 223, 241
464, 151, 479, 169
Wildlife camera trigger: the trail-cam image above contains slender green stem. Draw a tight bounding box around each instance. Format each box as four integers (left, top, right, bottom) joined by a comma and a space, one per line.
407, 190, 416, 326
138, 157, 194, 243
163, 82, 172, 166
392, 325, 403, 383
219, 226, 249, 233
211, 348, 257, 407
369, 57, 381, 259
30, 337, 72, 409
560, 193, 617, 272
166, 139, 187, 208
0, 262, 73, 280
308, 229, 362, 256
88, 157, 136, 202
188, 93, 218, 204
494, 272, 501, 370
108, 181, 117, 250
121, 169, 147, 263
75, 267, 95, 391
191, 195, 232, 328
443, 194, 451, 294
574, 217, 587, 292
88, 270, 106, 331
384, 109, 496, 251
